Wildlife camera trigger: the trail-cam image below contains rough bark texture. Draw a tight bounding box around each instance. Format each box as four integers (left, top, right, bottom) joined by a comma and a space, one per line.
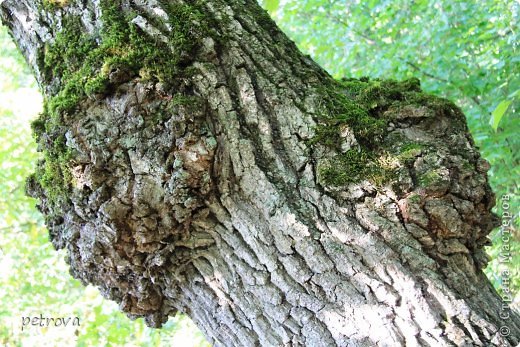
2, 0, 519, 346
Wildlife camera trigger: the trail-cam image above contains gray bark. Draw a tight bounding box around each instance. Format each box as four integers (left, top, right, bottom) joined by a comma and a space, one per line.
1, 0, 518, 346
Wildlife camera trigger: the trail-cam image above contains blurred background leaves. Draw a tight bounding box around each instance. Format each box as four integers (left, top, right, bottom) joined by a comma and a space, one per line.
0, 0, 518, 345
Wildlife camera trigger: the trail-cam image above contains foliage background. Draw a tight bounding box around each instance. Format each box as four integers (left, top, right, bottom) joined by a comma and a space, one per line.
0, 0, 518, 345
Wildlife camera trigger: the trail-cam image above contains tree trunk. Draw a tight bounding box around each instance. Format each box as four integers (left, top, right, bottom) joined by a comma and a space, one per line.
2, 0, 518, 346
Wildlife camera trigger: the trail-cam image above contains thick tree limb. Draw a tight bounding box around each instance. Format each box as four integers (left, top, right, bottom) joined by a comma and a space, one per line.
1, 0, 518, 346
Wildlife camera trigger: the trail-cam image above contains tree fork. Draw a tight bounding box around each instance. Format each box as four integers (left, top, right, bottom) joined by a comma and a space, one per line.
1, 0, 518, 345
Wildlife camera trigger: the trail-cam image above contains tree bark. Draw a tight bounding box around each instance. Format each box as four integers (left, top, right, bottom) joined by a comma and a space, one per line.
1, 0, 518, 346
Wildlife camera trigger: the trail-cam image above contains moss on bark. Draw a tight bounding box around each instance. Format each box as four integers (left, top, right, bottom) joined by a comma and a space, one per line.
31, 0, 210, 205
312, 77, 466, 187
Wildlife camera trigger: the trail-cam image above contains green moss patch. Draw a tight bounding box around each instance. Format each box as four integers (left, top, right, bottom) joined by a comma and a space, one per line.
312, 77, 425, 150
395, 142, 426, 162
311, 74, 467, 187
317, 148, 395, 186
312, 77, 425, 186
42, 0, 69, 10
41, 0, 208, 120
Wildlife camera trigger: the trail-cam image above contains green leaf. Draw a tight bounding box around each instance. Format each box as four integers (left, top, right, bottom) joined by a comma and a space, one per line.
489, 100, 512, 131
265, 0, 279, 13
